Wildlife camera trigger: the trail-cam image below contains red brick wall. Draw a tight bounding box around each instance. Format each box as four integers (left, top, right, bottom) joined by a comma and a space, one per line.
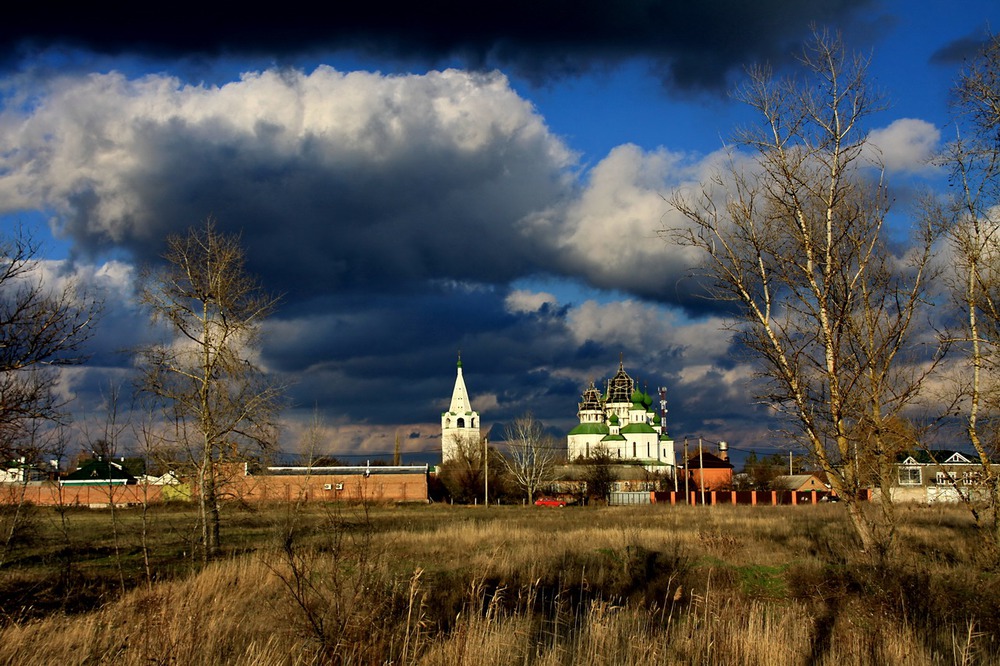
231, 473, 428, 503
0, 483, 165, 507
0, 472, 428, 506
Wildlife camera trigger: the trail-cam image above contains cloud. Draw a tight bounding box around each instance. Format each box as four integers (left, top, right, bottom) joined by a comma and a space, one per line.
504, 289, 558, 314
0, 67, 732, 314
1, 0, 878, 92
0, 67, 575, 300
930, 30, 994, 65
867, 118, 941, 174
523, 143, 725, 310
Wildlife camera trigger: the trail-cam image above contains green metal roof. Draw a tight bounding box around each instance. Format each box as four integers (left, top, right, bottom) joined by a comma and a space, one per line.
620, 422, 657, 434
568, 423, 610, 436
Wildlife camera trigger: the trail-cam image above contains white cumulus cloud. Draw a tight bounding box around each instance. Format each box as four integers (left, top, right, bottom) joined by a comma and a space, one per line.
867, 118, 941, 174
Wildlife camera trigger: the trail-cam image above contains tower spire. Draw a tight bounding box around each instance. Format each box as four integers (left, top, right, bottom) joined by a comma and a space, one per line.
441, 355, 480, 463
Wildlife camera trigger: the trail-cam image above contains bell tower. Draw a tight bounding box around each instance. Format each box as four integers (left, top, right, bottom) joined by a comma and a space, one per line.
441, 355, 481, 463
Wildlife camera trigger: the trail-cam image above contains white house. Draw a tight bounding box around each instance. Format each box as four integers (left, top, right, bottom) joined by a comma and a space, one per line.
567, 360, 675, 472
441, 356, 481, 463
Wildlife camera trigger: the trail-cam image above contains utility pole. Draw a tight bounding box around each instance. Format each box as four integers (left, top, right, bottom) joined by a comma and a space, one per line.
683, 437, 689, 504
789, 451, 793, 476
699, 437, 706, 506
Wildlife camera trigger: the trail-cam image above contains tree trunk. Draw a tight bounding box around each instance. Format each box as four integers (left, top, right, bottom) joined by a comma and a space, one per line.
843, 496, 876, 554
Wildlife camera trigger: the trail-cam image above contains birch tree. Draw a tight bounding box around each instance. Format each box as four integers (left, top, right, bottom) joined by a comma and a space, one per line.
138, 219, 281, 559
670, 30, 936, 553
936, 32, 1000, 539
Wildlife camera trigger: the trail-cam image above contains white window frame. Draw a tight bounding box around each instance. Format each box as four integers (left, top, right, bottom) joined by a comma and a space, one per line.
898, 466, 922, 486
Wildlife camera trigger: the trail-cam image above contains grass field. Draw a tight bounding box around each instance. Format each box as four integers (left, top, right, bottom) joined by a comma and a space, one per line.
0, 501, 998, 664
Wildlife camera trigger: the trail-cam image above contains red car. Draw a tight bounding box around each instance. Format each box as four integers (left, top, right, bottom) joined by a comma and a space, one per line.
534, 497, 567, 507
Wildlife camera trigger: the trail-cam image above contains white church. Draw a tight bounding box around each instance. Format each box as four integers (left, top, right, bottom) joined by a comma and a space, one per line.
440, 356, 481, 463
567, 360, 676, 470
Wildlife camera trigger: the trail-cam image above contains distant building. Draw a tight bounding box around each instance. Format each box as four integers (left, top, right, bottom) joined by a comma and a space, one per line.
566, 359, 675, 472
680, 451, 734, 491
771, 474, 826, 492
0, 457, 53, 484
888, 449, 987, 503
441, 356, 481, 463
61, 457, 137, 486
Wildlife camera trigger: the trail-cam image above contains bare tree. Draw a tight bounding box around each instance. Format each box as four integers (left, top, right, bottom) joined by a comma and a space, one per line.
669, 30, 936, 553
501, 413, 555, 504
0, 228, 98, 453
437, 432, 486, 503
582, 449, 616, 504
138, 219, 282, 559
934, 32, 1000, 540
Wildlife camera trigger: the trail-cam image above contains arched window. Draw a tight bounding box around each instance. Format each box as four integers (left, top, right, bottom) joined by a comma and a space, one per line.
457, 417, 465, 428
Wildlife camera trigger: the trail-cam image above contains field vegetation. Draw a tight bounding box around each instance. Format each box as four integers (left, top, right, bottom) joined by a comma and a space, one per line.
0, 501, 998, 665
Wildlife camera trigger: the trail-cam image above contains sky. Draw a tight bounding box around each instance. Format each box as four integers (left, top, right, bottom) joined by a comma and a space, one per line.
0, 0, 997, 464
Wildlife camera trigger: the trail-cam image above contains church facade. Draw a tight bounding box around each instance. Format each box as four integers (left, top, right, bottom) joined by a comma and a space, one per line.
567, 361, 675, 471
440, 357, 481, 463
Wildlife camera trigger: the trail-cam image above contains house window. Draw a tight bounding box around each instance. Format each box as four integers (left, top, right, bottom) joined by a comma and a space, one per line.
935, 471, 955, 485
963, 470, 984, 485
898, 467, 922, 486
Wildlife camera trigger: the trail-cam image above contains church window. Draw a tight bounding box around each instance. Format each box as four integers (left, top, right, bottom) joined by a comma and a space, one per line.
457, 417, 465, 428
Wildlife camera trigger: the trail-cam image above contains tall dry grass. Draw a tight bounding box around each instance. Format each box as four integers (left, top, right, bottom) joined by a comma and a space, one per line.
0, 503, 997, 665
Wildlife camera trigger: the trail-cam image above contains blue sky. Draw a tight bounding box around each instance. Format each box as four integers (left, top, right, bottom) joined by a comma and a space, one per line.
0, 0, 997, 462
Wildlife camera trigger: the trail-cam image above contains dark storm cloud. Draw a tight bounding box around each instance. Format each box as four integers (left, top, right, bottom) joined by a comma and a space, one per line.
3, 0, 876, 92
930, 31, 993, 65
0, 68, 575, 306
0, 68, 736, 316
264, 276, 752, 440
268, 285, 587, 425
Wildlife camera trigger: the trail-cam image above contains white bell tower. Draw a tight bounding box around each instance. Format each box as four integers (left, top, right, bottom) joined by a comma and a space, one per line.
441, 356, 481, 463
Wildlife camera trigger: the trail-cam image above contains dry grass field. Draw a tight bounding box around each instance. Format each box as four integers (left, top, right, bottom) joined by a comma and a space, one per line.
0, 501, 998, 665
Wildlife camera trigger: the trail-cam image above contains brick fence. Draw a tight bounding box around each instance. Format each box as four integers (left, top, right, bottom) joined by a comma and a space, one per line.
653, 489, 868, 505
